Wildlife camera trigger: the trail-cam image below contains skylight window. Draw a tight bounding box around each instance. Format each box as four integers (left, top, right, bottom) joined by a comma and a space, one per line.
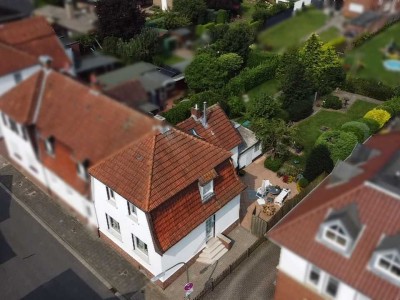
199, 180, 214, 202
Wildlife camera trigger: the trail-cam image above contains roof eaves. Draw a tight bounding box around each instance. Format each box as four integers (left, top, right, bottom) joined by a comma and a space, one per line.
144, 133, 157, 211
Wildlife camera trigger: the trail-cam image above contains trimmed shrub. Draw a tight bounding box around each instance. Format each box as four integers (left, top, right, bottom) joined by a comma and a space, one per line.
264, 156, 284, 172
379, 96, 400, 116
246, 50, 278, 68
224, 58, 279, 96
216, 9, 229, 23
364, 108, 391, 128
341, 121, 370, 140
286, 98, 314, 121
341, 125, 364, 142
303, 145, 334, 182
322, 95, 342, 109
316, 130, 358, 163
162, 100, 193, 125
298, 177, 309, 188
195, 24, 206, 37
358, 118, 381, 134
323, 36, 346, 51
344, 77, 394, 101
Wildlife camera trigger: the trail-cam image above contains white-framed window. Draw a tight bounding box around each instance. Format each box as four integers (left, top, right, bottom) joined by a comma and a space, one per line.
127, 202, 138, 220
8, 118, 19, 135
132, 234, 148, 256
324, 276, 340, 298
106, 186, 116, 201
373, 252, 400, 283
200, 180, 214, 202
77, 161, 88, 181
307, 265, 321, 287
45, 137, 54, 156
106, 214, 120, 235
322, 223, 349, 251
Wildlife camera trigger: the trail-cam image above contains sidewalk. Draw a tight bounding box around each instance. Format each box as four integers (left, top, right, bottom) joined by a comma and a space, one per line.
0, 156, 166, 300
163, 226, 258, 300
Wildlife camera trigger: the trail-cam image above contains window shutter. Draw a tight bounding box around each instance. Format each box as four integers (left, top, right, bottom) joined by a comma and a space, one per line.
127, 201, 131, 215
106, 187, 110, 200
105, 214, 109, 229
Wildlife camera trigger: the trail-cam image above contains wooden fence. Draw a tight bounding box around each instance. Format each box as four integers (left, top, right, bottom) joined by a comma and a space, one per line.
251, 174, 326, 237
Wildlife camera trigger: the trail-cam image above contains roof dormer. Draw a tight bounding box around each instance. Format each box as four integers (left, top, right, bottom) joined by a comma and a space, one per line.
370, 234, 400, 286
317, 203, 362, 256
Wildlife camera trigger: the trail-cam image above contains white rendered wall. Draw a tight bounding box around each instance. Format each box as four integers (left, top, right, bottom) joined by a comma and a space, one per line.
1, 117, 47, 185
279, 247, 371, 300
45, 168, 98, 226
161, 0, 168, 10
0, 65, 40, 96
231, 146, 239, 168
92, 177, 162, 275
160, 194, 241, 282
93, 177, 241, 282
349, 3, 364, 13
278, 247, 309, 283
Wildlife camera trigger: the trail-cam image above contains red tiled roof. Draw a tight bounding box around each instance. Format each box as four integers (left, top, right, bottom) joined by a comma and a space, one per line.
0, 71, 43, 123
34, 71, 155, 163
268, 132, 400, 299
0, 44, 38, 76
151, 159, 246, 252
0, 16, 71, 71
177, 104, 242, 151
90, 127, 236, 210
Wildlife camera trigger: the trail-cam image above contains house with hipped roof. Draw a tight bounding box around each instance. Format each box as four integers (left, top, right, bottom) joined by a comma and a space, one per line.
89, 122, 246, 287
0, 67, 156, 226
0, 65, 246, 286
268, 132, 400, 300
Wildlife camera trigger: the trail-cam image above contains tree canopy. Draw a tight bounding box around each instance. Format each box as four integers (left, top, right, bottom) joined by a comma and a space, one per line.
246, 93, 280, 120
96, 0, 145, 40
185, 53, 243, 92
173, 0, 207, 23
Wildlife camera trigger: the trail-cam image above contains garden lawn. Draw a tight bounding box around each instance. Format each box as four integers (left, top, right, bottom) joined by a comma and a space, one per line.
319, 27, 340, 43
247, 79, 280, 99
345, 22, 400, 86
159, 55, 185, 66
296, 100, 378, 155
240, 0, 257, 21
258, 8, 327, 53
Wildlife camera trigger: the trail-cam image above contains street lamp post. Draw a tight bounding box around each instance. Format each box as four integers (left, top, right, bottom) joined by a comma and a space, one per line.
151, 262, 191, 298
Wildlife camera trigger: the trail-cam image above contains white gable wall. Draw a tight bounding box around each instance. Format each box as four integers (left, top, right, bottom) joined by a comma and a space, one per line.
0, 65, 40, 96
1, 114, 47, 185
278, 247, 371, 299
93, 176, 241, 282
231, 146, 239, 168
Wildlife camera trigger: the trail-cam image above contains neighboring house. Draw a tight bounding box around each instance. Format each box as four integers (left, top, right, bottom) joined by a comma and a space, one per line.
0, 67, 156, 227
105, 80, 159, 115
232, 122, 262, 169
177, 104, 243, 168
344, 11, 390, 37
89, 124, 246, 287
0, 16, 73, 138
34, 1, 97, 36
343, 0, 400, 18
268, 132, 400, 300
97, 62, 178, 110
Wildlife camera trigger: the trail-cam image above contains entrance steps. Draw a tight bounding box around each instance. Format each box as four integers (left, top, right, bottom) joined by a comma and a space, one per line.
196, 237, 228, 265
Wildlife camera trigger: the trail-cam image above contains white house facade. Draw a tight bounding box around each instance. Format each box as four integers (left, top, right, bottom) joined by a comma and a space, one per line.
0, 65, 40, 96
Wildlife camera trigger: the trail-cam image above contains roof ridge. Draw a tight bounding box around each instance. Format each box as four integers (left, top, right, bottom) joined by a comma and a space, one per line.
144, 133, 157, 211
270, 183, 365, 239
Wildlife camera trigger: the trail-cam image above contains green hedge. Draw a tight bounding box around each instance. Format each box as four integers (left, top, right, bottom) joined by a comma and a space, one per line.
224, 58, 279, 96
216, 9, 229, 24
316, 130, 358, 163
378, 96, 400, 116
357, 118, 381, 134
264, 156, 284, 172
344, 77, 395, 101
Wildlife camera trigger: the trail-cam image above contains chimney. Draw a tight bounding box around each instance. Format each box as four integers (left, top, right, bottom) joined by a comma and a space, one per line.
89, 73, 102, 91
191, 104, 202, 120
154, 115, 171, 134
65, 0, 74, 19
39, 55, 53, 71
202, 101, 207, 127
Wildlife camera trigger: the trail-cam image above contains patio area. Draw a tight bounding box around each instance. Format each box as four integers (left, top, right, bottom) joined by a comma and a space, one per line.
239, 155, 299, 231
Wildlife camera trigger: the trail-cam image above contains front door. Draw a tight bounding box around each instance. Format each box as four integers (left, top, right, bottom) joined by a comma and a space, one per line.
205, 215, 215, 241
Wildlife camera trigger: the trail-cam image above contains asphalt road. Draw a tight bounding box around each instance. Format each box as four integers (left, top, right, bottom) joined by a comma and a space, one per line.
0, 185, 117, 300
204, 240, 280, 300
